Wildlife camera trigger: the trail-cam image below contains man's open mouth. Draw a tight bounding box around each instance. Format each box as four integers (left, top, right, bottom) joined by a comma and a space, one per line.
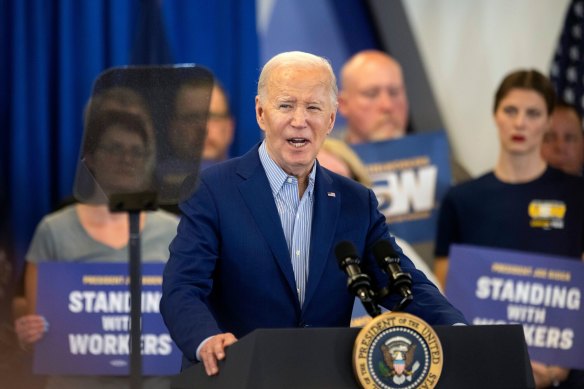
288, 138, 309, 148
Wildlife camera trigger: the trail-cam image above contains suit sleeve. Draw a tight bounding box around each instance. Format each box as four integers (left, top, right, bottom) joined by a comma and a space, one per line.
361, 189, 468, 325
160, 179, 223, 362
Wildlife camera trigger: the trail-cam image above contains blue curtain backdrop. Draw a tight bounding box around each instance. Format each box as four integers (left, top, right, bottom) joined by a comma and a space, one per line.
0, 0, 260, 271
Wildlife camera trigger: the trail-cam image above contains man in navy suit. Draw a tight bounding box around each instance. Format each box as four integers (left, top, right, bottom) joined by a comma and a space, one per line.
160, 51, 467, 376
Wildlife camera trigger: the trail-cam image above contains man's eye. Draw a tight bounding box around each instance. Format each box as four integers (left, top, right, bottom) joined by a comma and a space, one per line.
387, 87, 402, 98
308, 106, 321, 111
362, 90, 379, 98
279, 104, 292, 109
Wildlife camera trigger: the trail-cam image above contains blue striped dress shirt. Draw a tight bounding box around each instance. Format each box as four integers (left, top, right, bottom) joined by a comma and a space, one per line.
259, 141, 316, 307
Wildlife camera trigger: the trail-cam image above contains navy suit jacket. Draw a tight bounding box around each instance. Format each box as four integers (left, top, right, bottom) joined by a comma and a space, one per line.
161, 144, 467, 365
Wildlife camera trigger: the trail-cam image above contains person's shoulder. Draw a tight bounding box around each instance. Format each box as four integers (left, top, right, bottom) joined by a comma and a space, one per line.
40, 204, 77, 227
200, 146, 258, 182
143, 209, 179, 243
198, 157, 244, 191
147, 209, 180, 227
29, 205, 78, 245
319, 165, 370, 193
203, 156, 241, 172
543, 166, 584, 187
446, 171, 495, 198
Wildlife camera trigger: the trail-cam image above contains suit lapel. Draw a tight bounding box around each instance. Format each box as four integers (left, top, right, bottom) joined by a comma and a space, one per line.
237, 147, 299, 304
303, 166, 340, 309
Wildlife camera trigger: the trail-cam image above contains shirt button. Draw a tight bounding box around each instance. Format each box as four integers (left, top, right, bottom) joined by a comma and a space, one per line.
296, 250, 300, 256
287, 178, 293, 183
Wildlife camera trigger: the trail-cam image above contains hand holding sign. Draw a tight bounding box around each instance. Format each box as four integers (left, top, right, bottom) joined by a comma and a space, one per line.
14, 314, 48, 347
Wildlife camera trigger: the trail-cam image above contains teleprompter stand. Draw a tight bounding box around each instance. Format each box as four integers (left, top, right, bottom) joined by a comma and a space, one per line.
109, 191, 158, 389
171, 325, 534, 389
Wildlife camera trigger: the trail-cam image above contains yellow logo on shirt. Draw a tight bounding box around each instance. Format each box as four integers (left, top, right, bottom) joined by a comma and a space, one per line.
528, 200, 566, 230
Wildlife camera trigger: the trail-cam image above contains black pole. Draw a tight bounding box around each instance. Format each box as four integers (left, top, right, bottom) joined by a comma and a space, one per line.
129, 210, 142, 389
109, 191, 158, 389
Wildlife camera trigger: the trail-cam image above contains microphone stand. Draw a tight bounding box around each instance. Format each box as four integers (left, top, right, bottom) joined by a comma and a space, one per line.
375, 283, 413, 312
372, 240, 414, 312
347, 270, 381, 318
109, 191, 158, 389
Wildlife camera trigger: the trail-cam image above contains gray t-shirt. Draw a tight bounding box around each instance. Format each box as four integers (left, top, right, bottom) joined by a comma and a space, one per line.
27, 205, 178, 264
26, 205, 179, 389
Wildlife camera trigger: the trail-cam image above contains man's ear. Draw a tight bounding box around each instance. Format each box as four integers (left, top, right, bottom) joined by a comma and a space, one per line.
327, 111, 337, 134
255, 96, 265, 131
337, 91, 348, 117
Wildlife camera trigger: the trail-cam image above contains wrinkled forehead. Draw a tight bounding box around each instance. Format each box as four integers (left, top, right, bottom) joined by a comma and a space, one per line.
346, 58, 403, 90
267, 66, 332, 100
366, 62, 402, 85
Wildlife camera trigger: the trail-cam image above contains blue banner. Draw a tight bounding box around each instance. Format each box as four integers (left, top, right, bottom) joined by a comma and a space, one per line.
446, 245, 584, 369
34, 262, 181, 375
351, 131, 451, 243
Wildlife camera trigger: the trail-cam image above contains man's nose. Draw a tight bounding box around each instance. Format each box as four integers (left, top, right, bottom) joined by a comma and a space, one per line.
291, 108, 308, 127
555, 138, 569, 152
121, 152, 136, 164
378, 90, 395, 111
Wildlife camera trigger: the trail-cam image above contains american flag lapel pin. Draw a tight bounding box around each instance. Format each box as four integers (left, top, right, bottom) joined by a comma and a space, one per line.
327, 192, 336, 197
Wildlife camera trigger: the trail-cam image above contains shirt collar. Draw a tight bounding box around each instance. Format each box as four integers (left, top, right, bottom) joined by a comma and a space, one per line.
259, 141, 317, 197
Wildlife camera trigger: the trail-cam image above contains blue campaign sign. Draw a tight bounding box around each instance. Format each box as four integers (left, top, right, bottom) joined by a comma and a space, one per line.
34, 262, 182, 375
446, 245, 584, 369
351, 131, 451, 243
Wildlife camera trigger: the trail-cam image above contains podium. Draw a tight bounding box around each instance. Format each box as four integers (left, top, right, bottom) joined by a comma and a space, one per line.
171, 325, 534, 389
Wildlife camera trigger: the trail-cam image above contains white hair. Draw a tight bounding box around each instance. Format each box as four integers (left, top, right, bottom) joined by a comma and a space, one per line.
257, 51, 338, 107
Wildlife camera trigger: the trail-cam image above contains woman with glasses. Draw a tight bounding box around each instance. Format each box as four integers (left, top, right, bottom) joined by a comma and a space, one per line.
14, 101, 179, 389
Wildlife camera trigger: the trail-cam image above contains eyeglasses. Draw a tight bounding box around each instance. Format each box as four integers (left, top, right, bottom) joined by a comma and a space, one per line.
96, 143, 149, 160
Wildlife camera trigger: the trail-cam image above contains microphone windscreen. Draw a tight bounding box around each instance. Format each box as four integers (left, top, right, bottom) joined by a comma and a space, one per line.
334, 240, 358, 266
372, 239, 399, 265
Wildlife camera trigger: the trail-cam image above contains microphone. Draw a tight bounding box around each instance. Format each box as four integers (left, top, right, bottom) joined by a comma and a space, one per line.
335, 241, 381, 318
372, 239, 413, 311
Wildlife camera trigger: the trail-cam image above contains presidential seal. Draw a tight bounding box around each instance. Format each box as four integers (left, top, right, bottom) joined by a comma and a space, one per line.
353, 312, 443, 389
